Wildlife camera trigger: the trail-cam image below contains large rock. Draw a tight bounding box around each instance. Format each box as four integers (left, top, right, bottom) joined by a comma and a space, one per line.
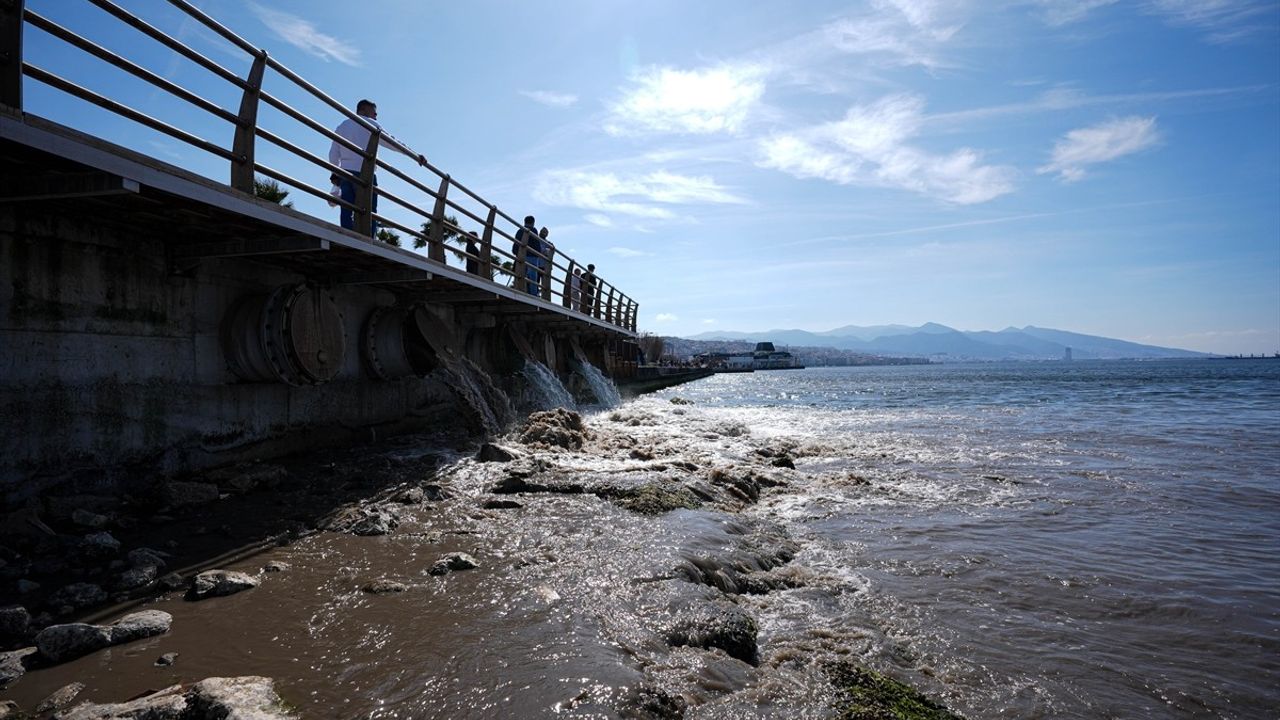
0, 647, 36, 689
475, 442, 517, 463
36, 682, 85, 713
116, 565, 158, 591
48, 583, 106, 612
429, 552, 479, 576
0, 605, 30, 644
54, 684, 187, 719
518, 409, 590, 449
186, 676, 294, 718
35, 610, 171, 664
187, 570, 259, 600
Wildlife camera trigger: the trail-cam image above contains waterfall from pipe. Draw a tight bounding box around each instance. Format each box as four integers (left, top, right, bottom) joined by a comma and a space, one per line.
575, 361, 622, 408
520, 360, 576, 411
438, 356, 515, 436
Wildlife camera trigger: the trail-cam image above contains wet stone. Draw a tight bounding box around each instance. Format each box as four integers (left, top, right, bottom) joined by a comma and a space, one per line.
35, 610, 172, 664
0, 647, 36, 689
361, 580, 409, 595
187, 570, 259, 600
128, 547, 169, 570
71, 508, 110, 529
665, 602, 759, 666
392, 487, 425, 504
482, 498, 523, 510
0, 700, 20, 719
0, 605, 30, 644
35, 681, 84, 713
159, 480, 221, 509
115, 565, 157, 591
155, 652, 179, 666
81, 531, 121, 556
263, 561, 290, 573
429, 552, 479, 576
475, 442, 518, 463
49, 583, 106, 611
158, 572, 186, 591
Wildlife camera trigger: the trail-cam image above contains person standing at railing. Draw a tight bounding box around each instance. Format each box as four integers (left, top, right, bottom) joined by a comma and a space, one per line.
514, 215, 541, 295
570, 267, 583, 311
465, 231, 481, 275
581, 263, 597, 317
328, 99, 426, 237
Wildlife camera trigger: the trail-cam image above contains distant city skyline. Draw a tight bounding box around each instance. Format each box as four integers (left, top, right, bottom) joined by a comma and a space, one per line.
21, 0, 1280, 354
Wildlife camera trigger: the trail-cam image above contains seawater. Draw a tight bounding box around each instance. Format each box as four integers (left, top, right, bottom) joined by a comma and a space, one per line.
652, 359, 1280, 718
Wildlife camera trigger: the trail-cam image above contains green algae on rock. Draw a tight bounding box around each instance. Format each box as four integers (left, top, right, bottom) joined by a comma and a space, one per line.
613, 483, 702, 515
825, 661, 963, 720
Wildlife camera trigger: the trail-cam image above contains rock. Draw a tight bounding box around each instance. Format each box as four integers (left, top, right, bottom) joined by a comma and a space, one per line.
262, 561, 290, 573
155, 652, 178, 666
482, 498, 523, 510
669, 397, 694, 405
212, 464, 288, 494
44, 495, 120, 522
665, 603, 759, 665
188, 570, 259, 600
35, 681, 85, 713
81, 532, 121, 555
770, 455, 796, 469
49, 583, 106, 611
35, 610, 171, 665
54, 684, 187, 719
392, 487, 425, 504
429, 552, 479, 576
34, 623, 111, 663
628, 448, 655, 461
71, 508, 110, 530
421, 483, 450, 501
0, 699, 21, 719
115, 565, 157, 591
825, 661, 962, 720
127, 548, 169, 570
475, 442, 517, 463
0, 508, 55, 539
0, 605, 30, 643
16, 580, 39, 594
159, 481, 220, 509
349, 509, 399, 536
157, 572, 186, 591
518, 408, 590, 449
187, 676, 294, 718
0, 647, 36, 689
361, 580, 409, 595
106, 610, 172, 644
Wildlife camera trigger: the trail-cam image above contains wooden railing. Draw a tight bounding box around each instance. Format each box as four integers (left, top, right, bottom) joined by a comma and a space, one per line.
0, 0, 638, 332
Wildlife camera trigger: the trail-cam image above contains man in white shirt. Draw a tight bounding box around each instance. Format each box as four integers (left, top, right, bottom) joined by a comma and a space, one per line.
328, 99, 426, 236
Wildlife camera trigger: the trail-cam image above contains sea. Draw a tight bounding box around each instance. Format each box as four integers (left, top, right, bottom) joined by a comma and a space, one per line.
7, 358, 1276, 719
646, 358, 1280, 718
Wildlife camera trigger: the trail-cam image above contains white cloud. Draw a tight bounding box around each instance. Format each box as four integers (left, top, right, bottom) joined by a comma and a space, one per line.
820, 0, 963, 70
584, 213, 613, 227
702, 319, 717, 324
1146, 0, 1276, 43
608, 247, 651, 258
520, 90, 579, 108
655, 313, 679, 322
1038, 116, 1160, 182
1032, 0, 1120, 26
534, 170, 747, 219
605, 63, 766, 136
249, 4, 361, 66
758, 94, 1016, 204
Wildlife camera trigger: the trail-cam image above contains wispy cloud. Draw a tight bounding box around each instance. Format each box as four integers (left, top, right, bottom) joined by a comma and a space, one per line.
1032, 0, 1120, 26
608, 247, 651, 258
758, 94, 1016, 204
929, 85, 1266, 126
520, 90, 579, 108
534, 170, 747, 219
655, 313, 679, 322
1147, 0, 1277, 44
605, 63, 766, 136
584, 213, 613, 227
821, 0, 964, 70
249, 4, 361, 66
1038, 116, 1161, 181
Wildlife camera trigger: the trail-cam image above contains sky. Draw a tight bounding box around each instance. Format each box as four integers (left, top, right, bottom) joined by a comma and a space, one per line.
19, 0, 1280, 354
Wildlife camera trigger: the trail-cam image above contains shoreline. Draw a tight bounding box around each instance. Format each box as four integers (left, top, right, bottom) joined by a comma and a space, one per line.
1, 405, 962, 719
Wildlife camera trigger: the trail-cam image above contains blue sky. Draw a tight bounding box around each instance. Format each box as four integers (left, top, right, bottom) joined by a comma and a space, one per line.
21, 0, 1280, 353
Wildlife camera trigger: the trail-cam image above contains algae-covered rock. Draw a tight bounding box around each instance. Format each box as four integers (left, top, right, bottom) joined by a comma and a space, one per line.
825, 661, 963, 720
614, 483, 702, 515
519, 409, 590, 449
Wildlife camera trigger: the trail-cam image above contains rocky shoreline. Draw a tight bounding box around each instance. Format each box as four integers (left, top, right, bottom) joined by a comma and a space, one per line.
1, 405, 962, 718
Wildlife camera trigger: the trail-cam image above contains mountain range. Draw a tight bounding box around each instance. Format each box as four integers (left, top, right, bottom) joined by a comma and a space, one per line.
685, 324, 1209, 361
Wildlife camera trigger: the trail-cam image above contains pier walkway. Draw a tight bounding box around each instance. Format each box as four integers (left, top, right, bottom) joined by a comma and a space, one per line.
0, 0, 637, 339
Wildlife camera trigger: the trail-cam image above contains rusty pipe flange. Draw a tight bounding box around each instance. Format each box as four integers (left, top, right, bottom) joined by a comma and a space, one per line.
260, 284, 305, 386
362, 305, 414, 381
277, 283, 346, 385
222, 293, 277, 383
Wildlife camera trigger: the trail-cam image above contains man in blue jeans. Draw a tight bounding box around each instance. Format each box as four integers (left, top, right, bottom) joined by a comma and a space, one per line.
328, 99, 426, 237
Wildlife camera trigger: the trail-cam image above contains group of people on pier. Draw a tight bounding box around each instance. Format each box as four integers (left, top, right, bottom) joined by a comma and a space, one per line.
328, 98, 606, 318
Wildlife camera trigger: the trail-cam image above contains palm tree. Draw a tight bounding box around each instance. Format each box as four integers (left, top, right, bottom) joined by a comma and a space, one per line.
417, 214, 459, 249
376, 229, 401, 247
253, 177, 293, 208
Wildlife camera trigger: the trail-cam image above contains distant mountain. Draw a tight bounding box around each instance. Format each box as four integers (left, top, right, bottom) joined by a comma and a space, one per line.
684, 323, 1209, 361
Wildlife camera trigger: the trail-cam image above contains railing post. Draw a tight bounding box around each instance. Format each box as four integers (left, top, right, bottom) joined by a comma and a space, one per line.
562, 260, 576, 309
354, 127, 379, 237
230, 50, 266, 192
540, 243, 554, 301
0, 0, 22, 110
605, 286, 616, 325
480, 205, 496, 281
631, 302, 638, 331
428, 174, 449, 262
513, 231, 528, 295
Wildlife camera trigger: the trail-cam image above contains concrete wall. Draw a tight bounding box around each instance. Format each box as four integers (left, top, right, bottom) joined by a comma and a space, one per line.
0, 207, 472, 503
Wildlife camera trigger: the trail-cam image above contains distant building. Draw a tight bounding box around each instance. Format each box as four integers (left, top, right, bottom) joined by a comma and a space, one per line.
1063, 346, 1073, 362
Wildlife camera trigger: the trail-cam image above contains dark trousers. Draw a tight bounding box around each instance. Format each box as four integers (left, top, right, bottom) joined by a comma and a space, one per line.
338, 171, 377, 237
